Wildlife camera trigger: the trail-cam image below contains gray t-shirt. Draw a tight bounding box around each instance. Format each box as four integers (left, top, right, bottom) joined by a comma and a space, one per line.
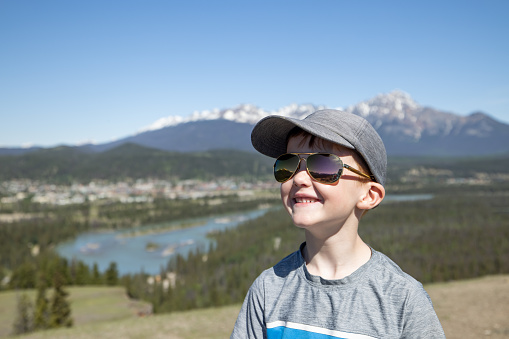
231, 244, 445, 338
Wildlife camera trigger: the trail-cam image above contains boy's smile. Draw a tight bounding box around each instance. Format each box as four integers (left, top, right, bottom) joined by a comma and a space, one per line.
293, 192, 323, 208
294, 195, 321, 204
281, 135, 367, 235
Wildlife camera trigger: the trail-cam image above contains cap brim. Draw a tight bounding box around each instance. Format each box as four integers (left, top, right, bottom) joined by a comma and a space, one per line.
251, 115, 354, 158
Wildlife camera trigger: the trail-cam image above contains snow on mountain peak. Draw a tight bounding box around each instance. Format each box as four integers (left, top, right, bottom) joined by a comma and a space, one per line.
139, 103, 327, 133
139, 115, 187, 132
346, 90, 420, 118
139, 90, 422, 135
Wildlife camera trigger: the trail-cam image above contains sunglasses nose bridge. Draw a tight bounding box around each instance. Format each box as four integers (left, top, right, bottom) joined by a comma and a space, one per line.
294, 154, 308, 171
292, 155, 312, 181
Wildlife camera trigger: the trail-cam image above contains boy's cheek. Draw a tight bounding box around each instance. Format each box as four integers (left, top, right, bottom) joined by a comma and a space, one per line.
280, 184, 293, 213
279, 183, 286, 200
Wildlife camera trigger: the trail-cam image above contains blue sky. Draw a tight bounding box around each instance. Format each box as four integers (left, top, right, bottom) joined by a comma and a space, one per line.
1, 0, 508, 147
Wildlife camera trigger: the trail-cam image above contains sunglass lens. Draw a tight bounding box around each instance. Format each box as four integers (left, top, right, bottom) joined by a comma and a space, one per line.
307, 154, 343, 184
274, 154, 300, 183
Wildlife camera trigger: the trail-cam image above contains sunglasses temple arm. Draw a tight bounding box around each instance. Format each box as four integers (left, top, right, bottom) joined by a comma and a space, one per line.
343, 164, 375, 181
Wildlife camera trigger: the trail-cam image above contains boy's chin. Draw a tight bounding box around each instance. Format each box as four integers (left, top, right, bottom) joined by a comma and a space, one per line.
291, 217, 319, 229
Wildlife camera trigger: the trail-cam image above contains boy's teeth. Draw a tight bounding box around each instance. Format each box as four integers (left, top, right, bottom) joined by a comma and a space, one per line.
296, 198, 316, 203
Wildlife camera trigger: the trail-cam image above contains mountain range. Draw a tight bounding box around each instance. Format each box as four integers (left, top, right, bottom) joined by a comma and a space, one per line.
3, 90, 509, 156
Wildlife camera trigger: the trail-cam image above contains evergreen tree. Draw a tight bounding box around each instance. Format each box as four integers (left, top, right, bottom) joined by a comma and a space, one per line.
9, 261, 36, 289
0, 266, 5, 291
75, 261, 91, 285
13, 293, 34, 335
34, 273, 50, 330
49, 272, 73, 328
92, 262, 102, 284
105, 262, 119, 286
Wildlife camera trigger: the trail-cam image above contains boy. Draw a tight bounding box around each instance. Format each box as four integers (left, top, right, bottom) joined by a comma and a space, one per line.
231, 109, 445, 338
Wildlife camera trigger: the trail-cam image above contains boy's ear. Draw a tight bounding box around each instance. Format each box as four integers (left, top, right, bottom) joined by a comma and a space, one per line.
358, 182, 385, 210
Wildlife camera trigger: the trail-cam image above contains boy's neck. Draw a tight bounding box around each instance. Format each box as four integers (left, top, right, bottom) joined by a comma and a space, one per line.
302, 231, 372, 280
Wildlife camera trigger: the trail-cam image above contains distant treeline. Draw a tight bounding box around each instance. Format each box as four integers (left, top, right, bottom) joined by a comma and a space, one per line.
0, 144, 273, 184
8, 252, 121, 290
387, 154, 509, 187
1, 143, 509, 185
125, 184, 509, 313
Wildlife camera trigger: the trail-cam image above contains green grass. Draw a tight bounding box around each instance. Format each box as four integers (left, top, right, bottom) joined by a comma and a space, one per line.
10, 304, 240, 339
3, 277, 509, 339
0, 286, 150, 338
0, 289, 36, 337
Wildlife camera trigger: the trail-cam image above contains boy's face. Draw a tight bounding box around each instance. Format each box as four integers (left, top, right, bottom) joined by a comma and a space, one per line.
280, 134, 370, 236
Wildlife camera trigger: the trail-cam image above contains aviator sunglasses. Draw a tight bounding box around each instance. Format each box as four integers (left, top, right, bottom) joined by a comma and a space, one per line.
274, 153, 375, 185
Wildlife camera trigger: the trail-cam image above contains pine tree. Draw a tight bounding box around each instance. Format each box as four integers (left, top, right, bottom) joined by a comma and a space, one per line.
49, 272, 73, 328
34, 273, 50, 330
105, 262, 119, 286
75, 261, 91, 285
9, 261, 36, 289
13, 293, 34, 335
92, 262, 102, 284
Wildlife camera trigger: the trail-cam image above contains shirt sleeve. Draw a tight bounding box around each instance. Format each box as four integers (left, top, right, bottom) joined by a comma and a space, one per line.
230, 275, 267, 339
401, 287, 446, 338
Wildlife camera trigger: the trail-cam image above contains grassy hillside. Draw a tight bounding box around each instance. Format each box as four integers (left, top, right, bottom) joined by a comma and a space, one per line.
6, 275, 509, 339
0, 286, 150, 338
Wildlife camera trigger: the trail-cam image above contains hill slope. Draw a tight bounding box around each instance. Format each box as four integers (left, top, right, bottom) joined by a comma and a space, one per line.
10, 275, 509, 339
0, 286, 150, 338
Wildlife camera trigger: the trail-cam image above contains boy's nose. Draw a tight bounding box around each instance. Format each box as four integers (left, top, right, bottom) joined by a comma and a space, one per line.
292, 159, 312, 186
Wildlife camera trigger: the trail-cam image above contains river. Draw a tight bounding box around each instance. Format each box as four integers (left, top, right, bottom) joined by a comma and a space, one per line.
56, 194, 433, 276
56, 208, 271, 276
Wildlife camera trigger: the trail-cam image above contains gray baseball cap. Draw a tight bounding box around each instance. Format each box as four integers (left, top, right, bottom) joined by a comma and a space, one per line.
251, 109, 387, 186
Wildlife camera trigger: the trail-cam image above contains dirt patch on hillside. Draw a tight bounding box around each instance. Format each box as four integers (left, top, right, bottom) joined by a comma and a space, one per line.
427, 275, 509, 338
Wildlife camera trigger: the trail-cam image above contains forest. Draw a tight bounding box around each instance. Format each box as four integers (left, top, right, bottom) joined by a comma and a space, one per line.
1, 152, 508, 327
0, 144, 273, 184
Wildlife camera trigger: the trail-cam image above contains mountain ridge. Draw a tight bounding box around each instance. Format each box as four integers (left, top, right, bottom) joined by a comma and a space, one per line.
2, 90, 509, 156
100, 90, 509, 156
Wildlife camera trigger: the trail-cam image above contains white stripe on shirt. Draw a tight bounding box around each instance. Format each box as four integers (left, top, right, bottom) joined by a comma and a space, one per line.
266, 321, 378, 339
